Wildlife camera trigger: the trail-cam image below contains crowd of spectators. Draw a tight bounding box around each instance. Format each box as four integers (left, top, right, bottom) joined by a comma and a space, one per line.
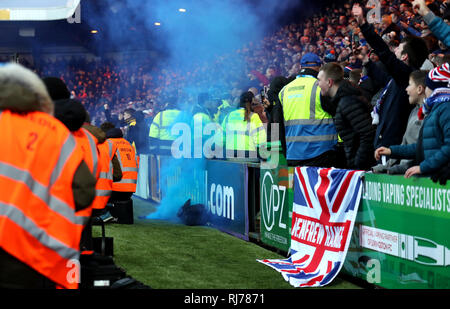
3, 0, 450, 289
7, 0, 450, 178
11, 1, 446, 117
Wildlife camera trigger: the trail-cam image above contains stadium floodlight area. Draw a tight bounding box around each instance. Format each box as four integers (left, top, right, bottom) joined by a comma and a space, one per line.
0, 0, 80, 21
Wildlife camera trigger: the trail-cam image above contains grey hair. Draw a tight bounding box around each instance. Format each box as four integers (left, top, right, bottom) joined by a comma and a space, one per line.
0, 62, 53, 114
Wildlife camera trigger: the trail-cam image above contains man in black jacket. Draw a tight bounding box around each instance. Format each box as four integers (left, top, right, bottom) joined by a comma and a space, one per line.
317, 63, 376, 170
123, 108, 149, 155
352, 4, 429, 151
264, 76, 290, 158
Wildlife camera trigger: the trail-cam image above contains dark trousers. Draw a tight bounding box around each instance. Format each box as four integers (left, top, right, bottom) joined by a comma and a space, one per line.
108, 191, 134, 224
80, 191, 134, 250
287, 150, 341, 168
0, 249, 56, 289
80, 219, 94, 251
109, 191, 133, 202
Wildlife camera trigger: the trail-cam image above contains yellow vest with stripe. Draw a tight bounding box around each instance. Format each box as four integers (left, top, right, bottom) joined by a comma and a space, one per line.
279, 76, 337, 160
221, 108, 267, 159
149, 109, 181, 141
148, 109, 180, 154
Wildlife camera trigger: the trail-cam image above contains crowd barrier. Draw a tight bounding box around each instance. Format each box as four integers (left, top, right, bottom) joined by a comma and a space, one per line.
134, 153, 450, 289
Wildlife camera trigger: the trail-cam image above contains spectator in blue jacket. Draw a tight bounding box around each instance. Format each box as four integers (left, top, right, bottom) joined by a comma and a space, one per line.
374, 63, 450, 178
412, 0, 450, 48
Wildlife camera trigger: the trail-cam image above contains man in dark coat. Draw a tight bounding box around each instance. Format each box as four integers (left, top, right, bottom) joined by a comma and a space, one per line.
352, 4, 429, 151
318, 63, 376, 170
265, 76, 290, 158
123, 108, 149, 155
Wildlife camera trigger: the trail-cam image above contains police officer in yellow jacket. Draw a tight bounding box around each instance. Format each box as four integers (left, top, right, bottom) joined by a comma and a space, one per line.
191, 100, 212, 159
221, 91, 267, 161
279, 53, 338, 167
148, 96, 181, 156
213, 98, 234, 124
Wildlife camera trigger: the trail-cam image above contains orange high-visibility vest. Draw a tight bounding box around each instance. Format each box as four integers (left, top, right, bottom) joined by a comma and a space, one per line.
73, 128, 100, 178
0, 110, 84, 289
72, 128, 100, 219
110, 137, 138, 193
92, 139, 117, 209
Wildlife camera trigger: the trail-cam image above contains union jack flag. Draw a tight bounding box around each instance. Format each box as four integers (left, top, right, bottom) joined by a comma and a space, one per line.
258, 166, 364, 287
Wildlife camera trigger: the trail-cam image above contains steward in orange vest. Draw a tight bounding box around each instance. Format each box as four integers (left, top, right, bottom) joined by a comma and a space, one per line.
102, 127, 138, 224
43, 78, 106, 211
53, 99, 107, 251
93, 139, 116, 207
53, 98, 122, 214
0, 63, 96, 289
83, 121, 118, 211
107, 128, 139, 195
85, 117, 123, 212
54, 99, 100, 220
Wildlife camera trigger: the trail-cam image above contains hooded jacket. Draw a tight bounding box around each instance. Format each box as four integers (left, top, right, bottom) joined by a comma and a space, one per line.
332, 81, 376, 170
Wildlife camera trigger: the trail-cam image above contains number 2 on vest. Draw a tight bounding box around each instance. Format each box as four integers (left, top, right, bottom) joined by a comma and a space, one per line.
27, 132, 38, 151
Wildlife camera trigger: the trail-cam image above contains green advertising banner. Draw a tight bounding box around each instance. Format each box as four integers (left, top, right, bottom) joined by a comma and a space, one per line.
342, 173, 450, 289
260, 166, 293, 252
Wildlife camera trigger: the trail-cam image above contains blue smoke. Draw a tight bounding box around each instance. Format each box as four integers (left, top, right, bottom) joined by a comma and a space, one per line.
84, 0, 306, 222
146, 156, 207, 223
85, 0, 306, 85
144, 108, 209, 222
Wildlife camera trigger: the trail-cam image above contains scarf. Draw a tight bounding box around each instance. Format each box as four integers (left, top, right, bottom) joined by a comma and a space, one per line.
418, 88, 450, 120
371, 78, 393, 125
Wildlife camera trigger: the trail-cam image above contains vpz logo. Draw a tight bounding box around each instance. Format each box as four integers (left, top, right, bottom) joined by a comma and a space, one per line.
261, 171, 287, 232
